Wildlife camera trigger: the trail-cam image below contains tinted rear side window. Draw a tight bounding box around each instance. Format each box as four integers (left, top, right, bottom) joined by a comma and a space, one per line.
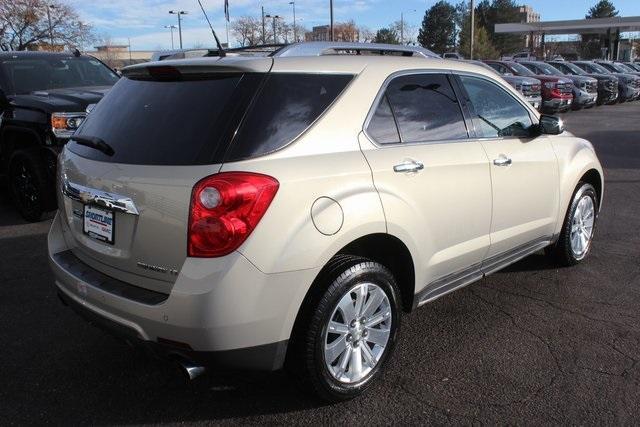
383, 73, 468, 143
69, 74, 257, 165
226, 73, 353, 160
366, 95, 400, 144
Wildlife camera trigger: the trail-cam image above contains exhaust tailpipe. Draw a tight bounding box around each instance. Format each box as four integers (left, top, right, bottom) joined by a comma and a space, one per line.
176, 358, 206, 380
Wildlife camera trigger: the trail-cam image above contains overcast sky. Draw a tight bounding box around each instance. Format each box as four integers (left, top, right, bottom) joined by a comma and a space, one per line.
69, 0, 640, 51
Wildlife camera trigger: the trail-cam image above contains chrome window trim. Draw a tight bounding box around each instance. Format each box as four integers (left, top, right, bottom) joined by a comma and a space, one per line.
362, 69, 473, 148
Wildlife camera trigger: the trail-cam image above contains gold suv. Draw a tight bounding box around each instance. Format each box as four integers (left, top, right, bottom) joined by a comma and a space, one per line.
48, 43, 603, 402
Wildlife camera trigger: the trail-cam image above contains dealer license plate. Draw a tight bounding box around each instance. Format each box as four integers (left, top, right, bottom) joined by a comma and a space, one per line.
83, 205, 114, 244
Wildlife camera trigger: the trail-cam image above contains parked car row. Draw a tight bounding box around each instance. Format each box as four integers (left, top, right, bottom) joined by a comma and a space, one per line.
478, 59, 640, 114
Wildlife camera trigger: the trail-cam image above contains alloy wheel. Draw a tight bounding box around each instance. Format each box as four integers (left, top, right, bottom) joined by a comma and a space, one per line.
570, 194, 595, 259
323, 282, 392, 383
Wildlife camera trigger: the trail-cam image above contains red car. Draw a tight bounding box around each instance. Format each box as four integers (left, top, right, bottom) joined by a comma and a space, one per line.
484, 60, 574, 113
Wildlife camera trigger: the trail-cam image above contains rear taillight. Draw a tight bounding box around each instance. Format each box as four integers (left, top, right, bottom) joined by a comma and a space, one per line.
188, 172, 279, 258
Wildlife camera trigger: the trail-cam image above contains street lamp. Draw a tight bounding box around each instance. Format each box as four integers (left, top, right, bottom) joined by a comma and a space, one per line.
265, 14, 282, 44
470, 0, 475, 59
46, 4, 56, 48
329, 0, 334, 42
400, 9, 416, 45
164, 25, 177, 49
169, 10, 188, 49
289, 1, 297, 42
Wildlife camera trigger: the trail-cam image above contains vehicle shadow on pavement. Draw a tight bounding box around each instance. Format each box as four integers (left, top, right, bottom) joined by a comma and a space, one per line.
0, 188, 26, 227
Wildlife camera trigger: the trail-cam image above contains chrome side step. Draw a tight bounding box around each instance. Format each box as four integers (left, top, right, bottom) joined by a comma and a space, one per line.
416, 237, 551, 308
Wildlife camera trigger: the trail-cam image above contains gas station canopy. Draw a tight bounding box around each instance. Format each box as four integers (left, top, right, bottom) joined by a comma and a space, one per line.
495, 16, 640, 35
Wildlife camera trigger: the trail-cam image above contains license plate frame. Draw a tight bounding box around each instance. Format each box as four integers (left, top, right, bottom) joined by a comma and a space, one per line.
83, 205, 115, 245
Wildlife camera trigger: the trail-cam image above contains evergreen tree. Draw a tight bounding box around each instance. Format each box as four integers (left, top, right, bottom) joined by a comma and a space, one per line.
582, 0, 619, 58
417, 1, 457, 53
373, 28, 399, 44
586, 0, 619, 19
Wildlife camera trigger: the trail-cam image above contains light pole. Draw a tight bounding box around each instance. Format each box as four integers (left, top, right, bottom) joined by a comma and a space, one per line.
261, 6, 266, 44
169, 10, 187, 49
265, 14, 281, 44
470, 0, 475, 59
46, 4, 56, 48
329, 0, 334, 41
164, 25, 177, 49
289, 1, 297, 42
400, 9, 416, 45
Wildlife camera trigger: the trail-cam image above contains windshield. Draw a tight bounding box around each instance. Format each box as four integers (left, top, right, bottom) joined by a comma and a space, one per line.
581, 62, 610, 74
0, 56, 119, 94
615, 63, 636, 73
598, 62, 624, 73
555, 62, 586, 75
532, 62, 563, 76
507, 62, 536, 77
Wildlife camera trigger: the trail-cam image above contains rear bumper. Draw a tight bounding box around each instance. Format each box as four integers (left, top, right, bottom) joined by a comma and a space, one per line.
48, 213, 320, 371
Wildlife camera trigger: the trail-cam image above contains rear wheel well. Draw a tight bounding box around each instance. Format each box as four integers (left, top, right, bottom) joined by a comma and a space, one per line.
336, 233, 415, 312
580, 169, 602, 209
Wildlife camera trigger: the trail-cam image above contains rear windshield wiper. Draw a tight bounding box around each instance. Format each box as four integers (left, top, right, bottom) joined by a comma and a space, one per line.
70, 135, 115, 156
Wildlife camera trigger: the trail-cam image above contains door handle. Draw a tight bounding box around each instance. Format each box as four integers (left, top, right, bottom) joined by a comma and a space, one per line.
493, 155, 512, 167
393, 160, 424, 173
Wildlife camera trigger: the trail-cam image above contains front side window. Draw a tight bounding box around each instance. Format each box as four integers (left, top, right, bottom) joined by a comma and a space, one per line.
368, 73, 468, 144
460, 75, 533, 138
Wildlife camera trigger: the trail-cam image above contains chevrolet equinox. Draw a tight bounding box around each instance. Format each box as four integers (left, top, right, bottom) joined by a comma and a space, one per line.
48, 47, 603, 402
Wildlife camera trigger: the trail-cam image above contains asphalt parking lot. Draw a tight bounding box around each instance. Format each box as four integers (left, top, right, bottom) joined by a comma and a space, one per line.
1, 103, 639, 425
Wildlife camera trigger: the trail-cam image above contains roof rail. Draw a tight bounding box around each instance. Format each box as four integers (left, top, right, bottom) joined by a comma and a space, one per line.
272, 42, 439, 59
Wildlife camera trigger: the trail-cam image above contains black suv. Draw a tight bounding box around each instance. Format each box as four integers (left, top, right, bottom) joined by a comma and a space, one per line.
0, 51, 119, 221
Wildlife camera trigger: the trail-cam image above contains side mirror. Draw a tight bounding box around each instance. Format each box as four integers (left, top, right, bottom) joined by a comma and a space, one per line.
538, 114, 564, 135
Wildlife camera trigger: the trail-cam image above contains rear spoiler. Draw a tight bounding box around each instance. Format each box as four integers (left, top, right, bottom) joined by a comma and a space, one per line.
122, 57, 274, 79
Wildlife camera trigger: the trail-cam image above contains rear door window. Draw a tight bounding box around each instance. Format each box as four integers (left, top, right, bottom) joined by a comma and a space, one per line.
375, 73, 468, 144
367, 95, 401, 144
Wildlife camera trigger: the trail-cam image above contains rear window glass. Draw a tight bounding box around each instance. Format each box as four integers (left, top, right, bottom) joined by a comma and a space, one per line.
226, 73, 353, 160
69, 72, 352, 165
69, 74, 251, 165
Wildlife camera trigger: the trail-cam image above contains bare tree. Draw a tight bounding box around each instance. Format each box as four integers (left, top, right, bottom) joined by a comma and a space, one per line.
93, 36, 122, 69
358, 26, 375, 43
333, 20, 359, 42
231, 16, 262, 47
0, 0, 94, 51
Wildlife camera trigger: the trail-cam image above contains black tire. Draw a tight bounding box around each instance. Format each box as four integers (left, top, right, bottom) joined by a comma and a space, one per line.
286, 255, 402, 402
548, 182, 598, 267
8, 148, 52, 222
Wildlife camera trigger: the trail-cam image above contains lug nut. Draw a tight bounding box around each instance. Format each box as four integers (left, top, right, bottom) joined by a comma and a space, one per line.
363, 330, 368, 337
346, 334, 352, 342
350, 319, 357, 328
